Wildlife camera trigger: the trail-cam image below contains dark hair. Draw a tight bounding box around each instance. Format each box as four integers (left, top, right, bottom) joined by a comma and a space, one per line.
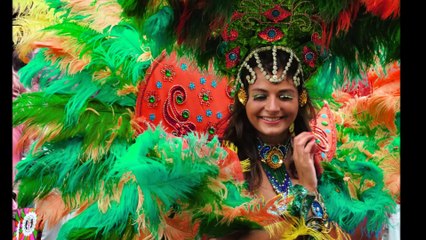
222, 48, 316, 192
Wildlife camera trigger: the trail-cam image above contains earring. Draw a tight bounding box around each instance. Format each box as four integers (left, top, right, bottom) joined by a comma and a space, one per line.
289, 123, 295, 137
237, 88, 247, 106
299, 89, 308, 107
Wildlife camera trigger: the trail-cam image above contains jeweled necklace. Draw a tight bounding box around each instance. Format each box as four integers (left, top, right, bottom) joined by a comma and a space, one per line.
257, 138, 291, 169
257, 138, 292, 196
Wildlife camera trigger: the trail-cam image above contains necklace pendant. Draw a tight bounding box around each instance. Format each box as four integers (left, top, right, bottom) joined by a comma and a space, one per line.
265, 147, 284, 169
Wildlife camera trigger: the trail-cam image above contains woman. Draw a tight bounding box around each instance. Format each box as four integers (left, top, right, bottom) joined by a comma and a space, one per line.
218, 46, 337, 239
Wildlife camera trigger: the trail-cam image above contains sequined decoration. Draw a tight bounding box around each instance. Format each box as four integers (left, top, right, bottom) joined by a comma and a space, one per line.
258, 26, 284, 42
262, 165, 292, 196
311, 200, 324, 218
145, 91, 160, 108
258, 138, 291, 169
161, 65, 176, 82
264, 5, 291, 22
199, 88, 212, 106
225, 47, 240, 68
303, 46, 317, 68
163, 85, 196, 136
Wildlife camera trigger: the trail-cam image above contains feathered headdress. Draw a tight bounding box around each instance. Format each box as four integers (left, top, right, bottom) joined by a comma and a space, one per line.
123, 0, 399, 89
12, 0, 399, 239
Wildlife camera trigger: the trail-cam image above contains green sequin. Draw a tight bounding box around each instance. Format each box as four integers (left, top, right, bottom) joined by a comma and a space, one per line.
176, 95, 183, 104
149, 96, 155, 103
202, 94, 209, 101
182, 110, 189, 119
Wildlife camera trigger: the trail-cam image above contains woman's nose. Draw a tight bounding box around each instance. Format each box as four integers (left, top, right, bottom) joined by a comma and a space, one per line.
265, 97, 279, 111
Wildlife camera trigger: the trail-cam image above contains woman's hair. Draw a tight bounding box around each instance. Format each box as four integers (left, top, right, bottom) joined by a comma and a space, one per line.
222, 48, 316, 192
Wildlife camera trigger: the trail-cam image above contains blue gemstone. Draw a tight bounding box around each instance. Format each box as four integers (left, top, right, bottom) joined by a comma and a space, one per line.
272, 10, 280, 17
216, 112, 222, 119
206, 109, 212, 117
272, 154, 279, 163
229, 53, 237, 60
268, 30, 276, 38
306, 52, 313, 60
156, 81, 162, 89
312, 201, 323, 217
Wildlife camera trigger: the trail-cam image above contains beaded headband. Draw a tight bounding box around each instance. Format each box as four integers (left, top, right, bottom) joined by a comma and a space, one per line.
236, 45, 302, 88
217, 0, 329, 89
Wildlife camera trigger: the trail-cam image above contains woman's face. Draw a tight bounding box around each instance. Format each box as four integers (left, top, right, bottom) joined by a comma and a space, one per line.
245, 68, 299, 144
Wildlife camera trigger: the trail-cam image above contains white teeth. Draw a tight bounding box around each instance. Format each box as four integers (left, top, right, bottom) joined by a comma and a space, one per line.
262, 117, 280, 121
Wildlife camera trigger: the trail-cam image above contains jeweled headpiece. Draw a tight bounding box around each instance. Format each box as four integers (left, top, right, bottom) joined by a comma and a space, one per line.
218, 0, 328, 89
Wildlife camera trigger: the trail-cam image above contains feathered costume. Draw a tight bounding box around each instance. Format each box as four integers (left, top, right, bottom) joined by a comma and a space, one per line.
12, 0, 399, 239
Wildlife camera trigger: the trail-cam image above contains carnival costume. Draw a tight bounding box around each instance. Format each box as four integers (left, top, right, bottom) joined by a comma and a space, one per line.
12, 0, 399, 239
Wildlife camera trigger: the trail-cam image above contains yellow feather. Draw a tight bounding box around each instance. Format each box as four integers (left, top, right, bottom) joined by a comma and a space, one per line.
240, 159, 251, 172
65, 0, 123, 31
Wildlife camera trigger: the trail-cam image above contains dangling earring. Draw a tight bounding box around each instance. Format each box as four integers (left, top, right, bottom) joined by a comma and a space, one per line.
289, 123, 295, 137
238, 88, 247, 106
299, 89, 308, 107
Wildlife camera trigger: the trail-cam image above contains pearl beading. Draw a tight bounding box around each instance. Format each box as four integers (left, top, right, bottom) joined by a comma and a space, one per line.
236, 45, 303, 88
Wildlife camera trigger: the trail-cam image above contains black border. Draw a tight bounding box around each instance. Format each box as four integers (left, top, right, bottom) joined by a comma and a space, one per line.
2, 0, 13, 239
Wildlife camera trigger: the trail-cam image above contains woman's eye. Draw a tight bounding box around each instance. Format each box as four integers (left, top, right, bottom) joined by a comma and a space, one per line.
279, 94, 293, 100
253, 94, 266, 101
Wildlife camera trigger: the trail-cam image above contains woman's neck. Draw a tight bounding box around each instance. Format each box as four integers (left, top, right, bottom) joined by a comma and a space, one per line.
257, 132, 290, 146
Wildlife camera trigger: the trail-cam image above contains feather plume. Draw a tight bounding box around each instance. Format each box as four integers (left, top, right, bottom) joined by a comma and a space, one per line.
14, 92, 135, 160
320, 159, 396, 234
57, 183, 140, 240
13, 1, 59, 61
264, 212, 350, 240
65, 0, 123, 31
361, 0, 400, 19
35, 190, 71, 229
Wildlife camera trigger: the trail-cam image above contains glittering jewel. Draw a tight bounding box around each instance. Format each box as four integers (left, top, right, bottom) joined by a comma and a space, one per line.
257, 138, 290, 169
311, 200, 324, 218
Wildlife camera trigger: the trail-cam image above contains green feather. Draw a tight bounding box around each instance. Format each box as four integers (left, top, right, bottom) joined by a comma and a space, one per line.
312, 0, 352, 21
58, 183, 139, 240
14, 92, 134, 160
321, 14, 400, 86
142, 6, 175, 57
106, 127, 222, 234
197, 215, 262, 238
319, 159, 396, 234
17, 49, 57, 89
15, 139, 130, 208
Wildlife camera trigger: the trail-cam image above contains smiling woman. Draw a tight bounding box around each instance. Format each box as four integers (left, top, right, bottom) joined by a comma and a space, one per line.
12, 0, 399, 239
221, 45, 338, 239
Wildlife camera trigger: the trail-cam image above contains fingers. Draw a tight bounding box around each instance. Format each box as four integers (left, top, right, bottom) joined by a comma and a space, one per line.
292, 132, 316, 153
291, 131, 318, 191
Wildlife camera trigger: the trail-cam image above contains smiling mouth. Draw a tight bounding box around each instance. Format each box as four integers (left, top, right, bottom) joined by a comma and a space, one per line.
260, 117, 284, 121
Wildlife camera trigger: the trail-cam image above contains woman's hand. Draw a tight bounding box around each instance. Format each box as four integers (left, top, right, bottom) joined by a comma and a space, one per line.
291, 131, 318, 192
